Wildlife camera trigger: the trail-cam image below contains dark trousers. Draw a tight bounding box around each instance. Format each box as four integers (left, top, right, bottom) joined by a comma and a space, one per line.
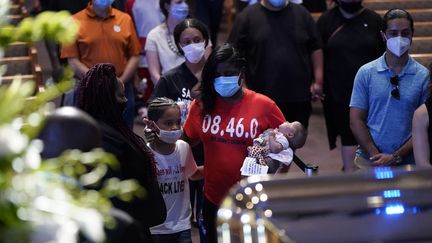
276, 101, 312, 129
189, 179, 206, 242
203, 196, 219, 243
151, 229, 192, 243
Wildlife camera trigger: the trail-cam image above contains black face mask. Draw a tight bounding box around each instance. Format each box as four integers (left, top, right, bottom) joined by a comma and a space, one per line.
339, 1, 363, 14
117, 101, 127, 114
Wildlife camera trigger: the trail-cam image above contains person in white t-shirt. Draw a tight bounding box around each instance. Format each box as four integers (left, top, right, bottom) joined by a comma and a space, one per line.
146, 97, 203, 243
145, 0, 189, 85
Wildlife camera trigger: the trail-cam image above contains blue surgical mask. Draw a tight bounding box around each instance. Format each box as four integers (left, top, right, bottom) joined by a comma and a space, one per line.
268, 0, 287, 8
170, 2, 189, 21
94, 0, 114, 9
214, 75, 241, 97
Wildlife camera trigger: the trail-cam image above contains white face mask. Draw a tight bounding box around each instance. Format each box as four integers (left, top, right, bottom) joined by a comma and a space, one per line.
158, 127, 182, 144
182, 42, 205, 63
386, 36, 411, 57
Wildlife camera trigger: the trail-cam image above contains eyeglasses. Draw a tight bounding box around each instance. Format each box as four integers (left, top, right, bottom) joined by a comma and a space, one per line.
390, 75, 400, 100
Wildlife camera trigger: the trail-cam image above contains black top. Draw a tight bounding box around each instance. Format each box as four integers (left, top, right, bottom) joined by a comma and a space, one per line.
228, 3, 322, 102
150, 62, 205, 165
99, 122, 166, 230
317, 7, 385, 102
426, 98, 432, 159
302, 0, 327, 12
151, 62, 198, 104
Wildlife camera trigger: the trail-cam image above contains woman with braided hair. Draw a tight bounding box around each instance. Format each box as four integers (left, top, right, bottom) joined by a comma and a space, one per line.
76, 63, 166, 242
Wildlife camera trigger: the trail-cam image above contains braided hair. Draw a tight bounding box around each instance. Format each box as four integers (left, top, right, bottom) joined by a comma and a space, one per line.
76, 63, 157, 176
147, 97, 180, 123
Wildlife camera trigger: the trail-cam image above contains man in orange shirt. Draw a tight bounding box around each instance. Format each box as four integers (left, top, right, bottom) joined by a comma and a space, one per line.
61, 0, 141, 128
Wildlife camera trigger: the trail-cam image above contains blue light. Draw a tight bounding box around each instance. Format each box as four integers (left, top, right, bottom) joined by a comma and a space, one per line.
374, 167, 394, 179
383, 190, 401, 198
375, 208, 381, 215
385, 204, 405, 215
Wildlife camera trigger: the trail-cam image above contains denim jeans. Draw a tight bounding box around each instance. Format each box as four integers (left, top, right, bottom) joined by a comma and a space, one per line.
151, 229, 192, 243
190, 179, 206, 242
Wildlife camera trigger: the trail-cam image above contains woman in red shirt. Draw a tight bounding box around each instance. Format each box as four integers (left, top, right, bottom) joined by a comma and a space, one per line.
182, 43, 285, 242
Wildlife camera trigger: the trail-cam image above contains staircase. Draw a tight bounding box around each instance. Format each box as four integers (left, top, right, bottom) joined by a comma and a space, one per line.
311, 0, 432, 69
3, 0, 44, 94
363, 0, 432, 68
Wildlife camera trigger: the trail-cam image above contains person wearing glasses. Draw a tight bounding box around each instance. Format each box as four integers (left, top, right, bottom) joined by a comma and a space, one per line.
349, 8, 430, 168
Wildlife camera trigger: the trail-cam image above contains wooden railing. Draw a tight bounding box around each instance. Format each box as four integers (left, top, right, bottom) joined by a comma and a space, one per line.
2, 1, 44, 94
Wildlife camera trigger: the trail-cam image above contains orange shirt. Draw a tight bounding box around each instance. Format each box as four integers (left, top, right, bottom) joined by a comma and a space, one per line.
183, 89, 285, 205
61, 3, 141, 76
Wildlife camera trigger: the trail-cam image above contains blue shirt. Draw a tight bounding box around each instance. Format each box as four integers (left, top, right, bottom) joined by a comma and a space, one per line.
350, 53, 430, 163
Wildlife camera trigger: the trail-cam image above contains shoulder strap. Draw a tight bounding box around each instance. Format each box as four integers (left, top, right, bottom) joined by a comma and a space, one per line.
328, 24, 345, 42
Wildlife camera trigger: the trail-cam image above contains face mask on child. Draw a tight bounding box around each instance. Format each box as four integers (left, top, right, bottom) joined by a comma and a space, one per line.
117, 101, 127, 114
158, 127, 182, 144
214, 75, 241, 97
170, 2, 189, 21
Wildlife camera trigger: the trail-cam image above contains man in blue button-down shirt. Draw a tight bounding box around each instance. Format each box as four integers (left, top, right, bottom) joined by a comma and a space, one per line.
349, 8, 430, 168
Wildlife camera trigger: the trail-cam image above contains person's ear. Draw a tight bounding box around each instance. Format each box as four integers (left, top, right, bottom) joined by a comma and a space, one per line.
380, 30, 387, 42
287, 132, 295, 138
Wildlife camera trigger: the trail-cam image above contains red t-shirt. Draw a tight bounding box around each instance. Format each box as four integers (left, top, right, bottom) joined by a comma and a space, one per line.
183, 89, 285, 205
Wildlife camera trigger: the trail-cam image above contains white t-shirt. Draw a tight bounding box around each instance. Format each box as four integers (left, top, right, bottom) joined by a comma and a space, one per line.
149, 140, 198, 234
145, 24, 185, 74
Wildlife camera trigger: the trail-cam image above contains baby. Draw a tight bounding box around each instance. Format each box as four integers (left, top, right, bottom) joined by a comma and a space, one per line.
242, 121, 307, 175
